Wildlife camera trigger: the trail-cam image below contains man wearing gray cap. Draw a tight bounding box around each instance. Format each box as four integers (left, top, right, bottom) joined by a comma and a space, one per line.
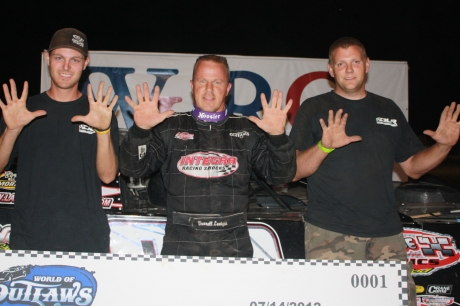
0, 28, 119, 252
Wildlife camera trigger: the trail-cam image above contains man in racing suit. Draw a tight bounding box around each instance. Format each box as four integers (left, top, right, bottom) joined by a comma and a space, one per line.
120, 55, 295, 257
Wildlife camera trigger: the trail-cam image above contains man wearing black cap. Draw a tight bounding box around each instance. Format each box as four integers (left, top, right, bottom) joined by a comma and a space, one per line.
0, 28, 119, 252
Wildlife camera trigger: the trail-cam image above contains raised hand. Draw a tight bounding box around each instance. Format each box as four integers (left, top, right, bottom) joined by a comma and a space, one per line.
248, 90, 292, 135
71, 81, 118, 130
423, 102, 460, 147
125, 83, 174, 130
0, 79, 46, 131
158, 96, 183, 113
319, 109, 362, 149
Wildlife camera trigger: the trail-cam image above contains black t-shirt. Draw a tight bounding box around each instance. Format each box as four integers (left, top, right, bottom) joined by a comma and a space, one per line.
1, 92, 118, 252
290, 91, 424, 237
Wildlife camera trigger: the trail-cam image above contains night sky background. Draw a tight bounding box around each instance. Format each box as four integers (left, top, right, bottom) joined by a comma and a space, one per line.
1, 1, 459, 141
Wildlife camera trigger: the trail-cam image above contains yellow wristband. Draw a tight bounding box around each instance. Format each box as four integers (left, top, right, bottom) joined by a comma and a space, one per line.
94, 126, 111, 134
318, 140, 334, 153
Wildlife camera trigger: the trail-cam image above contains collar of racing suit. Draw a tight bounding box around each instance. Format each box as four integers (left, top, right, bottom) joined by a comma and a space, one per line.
191, 106, 228, 123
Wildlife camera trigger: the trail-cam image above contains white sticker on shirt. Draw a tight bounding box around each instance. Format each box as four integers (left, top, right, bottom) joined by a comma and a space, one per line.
79, 124, 95, 134
138, 145, 147, 160
376, 117, 398, 127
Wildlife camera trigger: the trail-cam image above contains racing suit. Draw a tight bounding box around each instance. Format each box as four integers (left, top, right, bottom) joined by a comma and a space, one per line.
119, 110, 296, 257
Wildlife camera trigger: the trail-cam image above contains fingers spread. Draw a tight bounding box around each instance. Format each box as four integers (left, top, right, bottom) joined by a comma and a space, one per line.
143, 83, 150, 101
135, 85, 144, 102
283, 99, 293, 112
125, 96, 136, 108
96, 81, 105, 102
87, 83, 94, 102
9, 79, 17, 100
423, 129, 435, 137
21, 81, 28, 101
248, 115, 260, 124
108, 95, 119, 110
260, 93, 269, 109
152, 85, 161, 102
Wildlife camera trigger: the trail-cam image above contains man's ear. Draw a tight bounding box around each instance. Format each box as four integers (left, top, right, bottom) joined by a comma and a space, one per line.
327, 63, 335, 78
365, 57, 370, 73
226, 82, 232, 96
83, 56, 90, 70
45, 51, 50, 66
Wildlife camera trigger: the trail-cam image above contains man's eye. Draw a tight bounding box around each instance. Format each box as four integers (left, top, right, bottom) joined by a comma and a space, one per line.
215, 81, 221, 85
72, 59, 81, 63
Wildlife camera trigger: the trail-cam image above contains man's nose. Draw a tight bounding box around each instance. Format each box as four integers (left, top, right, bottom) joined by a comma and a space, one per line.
62, 59, 70, 70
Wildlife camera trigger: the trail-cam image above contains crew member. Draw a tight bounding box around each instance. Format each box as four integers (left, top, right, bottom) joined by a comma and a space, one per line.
290, 37, 460, 306
0, 28, 119, 252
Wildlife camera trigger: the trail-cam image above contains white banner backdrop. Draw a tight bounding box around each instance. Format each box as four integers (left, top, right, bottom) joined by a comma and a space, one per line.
40, 51, 408, 132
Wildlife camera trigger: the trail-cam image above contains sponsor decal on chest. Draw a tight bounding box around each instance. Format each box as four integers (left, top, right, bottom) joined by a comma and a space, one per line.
376, 117, 398, 127
78, 124, 95, 134
177, 151, 239, 178
229, 131, 250, 138
175, 132, 194, 140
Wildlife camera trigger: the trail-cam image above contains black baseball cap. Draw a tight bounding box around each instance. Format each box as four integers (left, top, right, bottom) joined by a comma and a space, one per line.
48, 28, 88, 57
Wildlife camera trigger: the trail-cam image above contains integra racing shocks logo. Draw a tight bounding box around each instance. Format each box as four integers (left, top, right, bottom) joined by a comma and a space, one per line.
404, 228, 460, 276
177, 152, 239, 178
0, 265, 97, 305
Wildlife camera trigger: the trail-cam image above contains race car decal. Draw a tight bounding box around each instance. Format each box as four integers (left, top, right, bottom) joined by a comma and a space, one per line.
177, 151, 239, 178
404, 228, 460, 276
0, 169, 122, 210
426, 284, 453, 295
415, 285, 425, 294
0, 265, 97, 305
417, 295, 455, 306
0, 224, 10, 244
0, 171, 16, 191
0, 171, 16, 205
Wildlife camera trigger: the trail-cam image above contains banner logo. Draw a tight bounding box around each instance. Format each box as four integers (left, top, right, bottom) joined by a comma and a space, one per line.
404, 228, 460, 276
0, 265, 97, 305
177, 152, 239, 178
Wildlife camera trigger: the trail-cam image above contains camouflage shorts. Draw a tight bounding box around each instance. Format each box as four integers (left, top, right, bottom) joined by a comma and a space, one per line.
305, 222, 416, 306
304, 222, 407, 261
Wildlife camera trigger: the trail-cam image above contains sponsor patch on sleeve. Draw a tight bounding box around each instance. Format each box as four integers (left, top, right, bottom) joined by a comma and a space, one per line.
138, 145, 147, 160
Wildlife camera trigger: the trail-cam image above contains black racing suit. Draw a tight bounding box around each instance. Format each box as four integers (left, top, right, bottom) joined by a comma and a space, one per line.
119, 112, 296, 257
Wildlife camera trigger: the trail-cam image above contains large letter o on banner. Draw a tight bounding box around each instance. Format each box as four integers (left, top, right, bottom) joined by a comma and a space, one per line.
287, 71, 329, 126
